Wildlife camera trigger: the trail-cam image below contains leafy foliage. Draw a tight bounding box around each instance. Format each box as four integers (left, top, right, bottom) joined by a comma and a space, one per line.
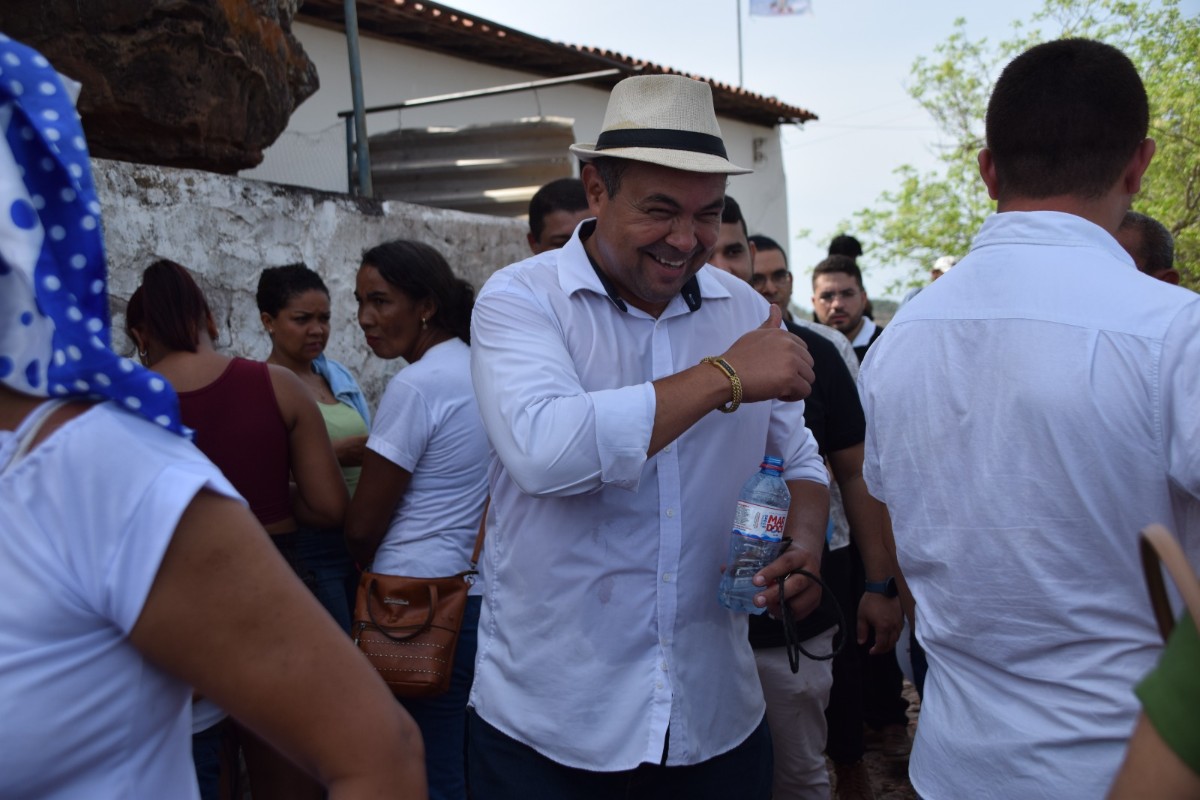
842, 0, 1199, 292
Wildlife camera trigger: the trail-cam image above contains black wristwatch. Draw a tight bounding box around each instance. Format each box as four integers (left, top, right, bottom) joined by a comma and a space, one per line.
864, 577, 899, 598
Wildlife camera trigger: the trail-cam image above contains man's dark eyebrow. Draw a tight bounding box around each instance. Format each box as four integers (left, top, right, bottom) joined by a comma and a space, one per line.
642, 193, 682, 209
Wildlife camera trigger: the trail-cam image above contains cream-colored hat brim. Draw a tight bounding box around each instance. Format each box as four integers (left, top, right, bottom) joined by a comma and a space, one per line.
570, 142, 751, 175
570, 74, 753, 176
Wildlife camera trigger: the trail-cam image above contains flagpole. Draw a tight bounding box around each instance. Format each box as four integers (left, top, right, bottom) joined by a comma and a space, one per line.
737, 0, 744, 87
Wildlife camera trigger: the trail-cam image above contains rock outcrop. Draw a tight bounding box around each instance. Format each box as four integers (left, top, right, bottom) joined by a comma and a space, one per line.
0, 0, 318, 173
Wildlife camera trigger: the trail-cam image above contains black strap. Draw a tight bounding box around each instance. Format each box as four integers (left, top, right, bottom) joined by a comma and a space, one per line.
595, 128, 728, 159
580, 221, 703, 315
779, 567, 846, 671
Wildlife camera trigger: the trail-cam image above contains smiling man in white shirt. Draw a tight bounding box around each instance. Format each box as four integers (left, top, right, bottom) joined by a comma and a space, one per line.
858, 39, 1200, 800
468, 74, 831, 799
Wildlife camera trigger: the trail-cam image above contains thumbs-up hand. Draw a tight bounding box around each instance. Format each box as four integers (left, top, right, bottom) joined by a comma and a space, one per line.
721, 305, 814, 403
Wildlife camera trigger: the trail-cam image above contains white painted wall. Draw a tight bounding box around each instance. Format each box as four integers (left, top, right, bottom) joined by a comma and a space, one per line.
97, 159, 530, 407
244, 20, 790, 243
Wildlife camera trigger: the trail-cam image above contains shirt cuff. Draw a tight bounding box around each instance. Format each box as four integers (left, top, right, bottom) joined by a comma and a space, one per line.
591, 382, 655, 491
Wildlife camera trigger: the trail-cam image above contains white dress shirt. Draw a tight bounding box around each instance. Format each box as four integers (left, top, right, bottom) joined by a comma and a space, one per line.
469, 225, 827, 770
859, 210, 1200, 800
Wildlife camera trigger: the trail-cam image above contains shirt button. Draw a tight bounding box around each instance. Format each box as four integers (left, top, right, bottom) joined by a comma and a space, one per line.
663, 444, 672, 453
656, 681, 664, 690
662, 573, 671, 583
660, 662, 669, 672
666, 508, 675, 518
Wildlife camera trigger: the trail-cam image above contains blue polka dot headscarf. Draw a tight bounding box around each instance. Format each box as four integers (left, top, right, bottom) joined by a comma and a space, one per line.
0, 35, 185, 435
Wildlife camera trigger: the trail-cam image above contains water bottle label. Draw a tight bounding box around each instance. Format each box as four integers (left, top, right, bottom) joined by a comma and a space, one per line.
732, 500, 786, 542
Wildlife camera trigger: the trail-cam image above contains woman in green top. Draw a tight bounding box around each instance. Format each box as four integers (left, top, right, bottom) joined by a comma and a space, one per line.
1109, 613, 1200, 799
257, 264, 371, 631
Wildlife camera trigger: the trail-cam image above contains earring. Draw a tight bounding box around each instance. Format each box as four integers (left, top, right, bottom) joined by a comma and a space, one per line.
138, 349, 147, 358
421, 317, 427, 329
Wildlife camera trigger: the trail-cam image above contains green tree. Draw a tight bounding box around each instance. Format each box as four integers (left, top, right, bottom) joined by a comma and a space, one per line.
843, 0, 1199, 292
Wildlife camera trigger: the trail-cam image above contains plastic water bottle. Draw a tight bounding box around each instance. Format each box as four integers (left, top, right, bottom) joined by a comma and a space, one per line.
717, 456, 790, 614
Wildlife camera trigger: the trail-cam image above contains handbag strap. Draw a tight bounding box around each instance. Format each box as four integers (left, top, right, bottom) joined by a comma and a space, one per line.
1138, 523, 1200, 641
365, 579, 439, 642
469, 497, 490, 571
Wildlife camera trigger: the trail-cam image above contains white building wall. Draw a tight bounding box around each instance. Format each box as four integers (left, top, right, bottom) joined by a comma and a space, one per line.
244, 20, 790, 244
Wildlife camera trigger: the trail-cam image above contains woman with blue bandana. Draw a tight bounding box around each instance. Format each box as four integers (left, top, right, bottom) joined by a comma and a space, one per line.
0, 35, 427, 799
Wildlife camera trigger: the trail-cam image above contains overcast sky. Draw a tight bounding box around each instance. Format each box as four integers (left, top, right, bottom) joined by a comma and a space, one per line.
443, 0, 1196, 304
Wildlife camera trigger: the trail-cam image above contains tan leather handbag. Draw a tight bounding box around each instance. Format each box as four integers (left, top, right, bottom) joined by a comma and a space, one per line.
353, 503, 487, 698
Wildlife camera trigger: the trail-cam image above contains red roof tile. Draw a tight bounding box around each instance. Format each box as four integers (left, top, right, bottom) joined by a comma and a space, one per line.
298, 0, 818, 127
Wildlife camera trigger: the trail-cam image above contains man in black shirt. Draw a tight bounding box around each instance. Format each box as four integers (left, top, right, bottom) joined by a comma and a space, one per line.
712, 201, 902, 800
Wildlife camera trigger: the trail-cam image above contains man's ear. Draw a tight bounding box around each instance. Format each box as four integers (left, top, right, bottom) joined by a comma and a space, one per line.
748, 240, 757, 271
978, 148, 1000, 201
526, 232, 539, 255
1157, 269, 1181, 286
1122, 138, 1156, 195
580, 163, 608, 217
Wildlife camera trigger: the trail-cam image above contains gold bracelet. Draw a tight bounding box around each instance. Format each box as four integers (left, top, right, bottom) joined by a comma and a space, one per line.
701, 356, 742, 414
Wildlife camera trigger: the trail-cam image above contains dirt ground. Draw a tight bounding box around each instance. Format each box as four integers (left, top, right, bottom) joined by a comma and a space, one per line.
830, 681, 921, 800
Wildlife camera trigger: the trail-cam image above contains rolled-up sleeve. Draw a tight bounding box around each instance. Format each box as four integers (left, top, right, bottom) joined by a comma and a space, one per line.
1162, 300, 1200, 503
768, 396, 827, 486
471, 274, 654, 497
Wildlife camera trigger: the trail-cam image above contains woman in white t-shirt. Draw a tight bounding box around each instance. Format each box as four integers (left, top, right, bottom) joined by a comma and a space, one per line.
346, 240, 490, 800
0, 37, 426, 800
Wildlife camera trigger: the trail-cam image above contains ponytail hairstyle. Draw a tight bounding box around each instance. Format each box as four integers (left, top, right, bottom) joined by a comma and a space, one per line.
125, 259, 214, 353
360, 240, 474, 344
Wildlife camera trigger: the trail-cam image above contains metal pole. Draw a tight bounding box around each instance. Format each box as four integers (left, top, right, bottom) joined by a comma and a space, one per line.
337, 69, 627, 118
737, 0, 744, 88
344, 115, 356, 194
343, 0, 373, 197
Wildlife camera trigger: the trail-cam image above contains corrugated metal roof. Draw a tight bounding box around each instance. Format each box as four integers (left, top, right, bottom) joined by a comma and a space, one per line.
297, 0, 818, 128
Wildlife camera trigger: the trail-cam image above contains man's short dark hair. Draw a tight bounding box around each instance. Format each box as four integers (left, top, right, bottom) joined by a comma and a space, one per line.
828, 234, 863, 259
528, 178, 588, 241
590, 157, 630, 199
722, 195, 747, 237
812, 254, 864, 289
749, 234, 787, 267
1120, 211, 1175, 274
986, 38, 1148, 200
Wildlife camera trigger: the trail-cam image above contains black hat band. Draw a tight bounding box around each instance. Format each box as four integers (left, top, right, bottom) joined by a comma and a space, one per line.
594, 128, 728, 159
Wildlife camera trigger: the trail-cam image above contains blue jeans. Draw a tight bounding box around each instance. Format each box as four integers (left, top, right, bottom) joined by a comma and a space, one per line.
191, 720, 227, 800
272, 528, 358, 632
468, 710, 773, 800
400, 595, 481, 800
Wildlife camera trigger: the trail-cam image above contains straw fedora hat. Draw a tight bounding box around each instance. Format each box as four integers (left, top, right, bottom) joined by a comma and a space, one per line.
570, 74, 751, 175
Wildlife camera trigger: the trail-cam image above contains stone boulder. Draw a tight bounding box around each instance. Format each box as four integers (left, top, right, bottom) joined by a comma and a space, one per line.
0, 0, 318, 173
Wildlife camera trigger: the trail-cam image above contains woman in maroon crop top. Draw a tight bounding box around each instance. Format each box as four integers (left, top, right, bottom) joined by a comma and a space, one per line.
125, 259, 349, 800
126, 260, 347, 536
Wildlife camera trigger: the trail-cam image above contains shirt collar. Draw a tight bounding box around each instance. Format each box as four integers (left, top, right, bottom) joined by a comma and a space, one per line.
972, 210, 1137, 269
557, 220, 729, 316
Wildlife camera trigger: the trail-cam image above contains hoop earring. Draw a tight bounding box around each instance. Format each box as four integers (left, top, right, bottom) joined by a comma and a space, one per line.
138, 349, 147, 358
